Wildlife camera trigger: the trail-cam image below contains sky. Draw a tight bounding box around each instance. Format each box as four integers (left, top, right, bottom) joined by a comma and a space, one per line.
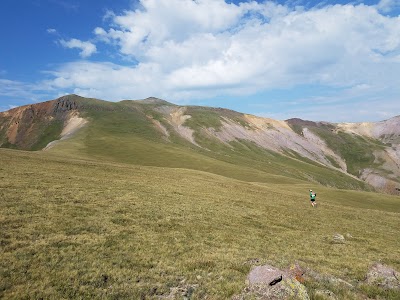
0, 0, 399, 122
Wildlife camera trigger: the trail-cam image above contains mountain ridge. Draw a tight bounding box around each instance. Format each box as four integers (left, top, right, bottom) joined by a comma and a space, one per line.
1, 94, 399, 192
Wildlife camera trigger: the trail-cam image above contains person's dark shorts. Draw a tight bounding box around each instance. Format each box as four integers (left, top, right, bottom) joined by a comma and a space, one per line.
310, 199, 315, 202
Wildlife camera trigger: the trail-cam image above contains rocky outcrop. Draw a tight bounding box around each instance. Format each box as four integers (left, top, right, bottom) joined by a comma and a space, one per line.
0, 95, 86, 150
53, 96, 79, 113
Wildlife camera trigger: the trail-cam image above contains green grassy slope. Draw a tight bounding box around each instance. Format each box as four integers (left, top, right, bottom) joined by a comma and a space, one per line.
43, 98, 368, 191
1, 149, 399, 299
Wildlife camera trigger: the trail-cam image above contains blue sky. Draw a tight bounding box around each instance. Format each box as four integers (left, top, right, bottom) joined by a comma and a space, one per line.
1, 0, 399, 122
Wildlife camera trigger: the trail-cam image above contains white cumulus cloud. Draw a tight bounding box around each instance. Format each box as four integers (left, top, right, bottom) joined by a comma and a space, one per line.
44, 1, 400, 102
60, 38, 97, 58
1, 0, 396, 122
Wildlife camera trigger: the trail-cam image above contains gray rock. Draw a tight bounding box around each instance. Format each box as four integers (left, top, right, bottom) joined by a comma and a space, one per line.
332, 233, 345, 244
233, 279, 310, 300
248, 265, 283, 285
366, 263, 400, 290
233, 264, 310, 300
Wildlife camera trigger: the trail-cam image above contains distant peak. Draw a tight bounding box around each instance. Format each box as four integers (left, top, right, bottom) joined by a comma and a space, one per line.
56, 94, 83, 100
136, 97, 174, 105
286, 118, 318, 126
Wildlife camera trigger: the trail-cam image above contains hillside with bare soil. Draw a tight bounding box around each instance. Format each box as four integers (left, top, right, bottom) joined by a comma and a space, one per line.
0, 95, 86, 150
1, 95, 399, 192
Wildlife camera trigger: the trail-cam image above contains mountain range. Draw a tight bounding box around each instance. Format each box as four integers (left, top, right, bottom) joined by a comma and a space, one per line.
1, 94, 399, 192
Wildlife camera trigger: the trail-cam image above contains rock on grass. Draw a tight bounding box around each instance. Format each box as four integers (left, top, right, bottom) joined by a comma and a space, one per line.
332, 233, 345, 244
366, 263, 400, 290
233, 264, 309, 300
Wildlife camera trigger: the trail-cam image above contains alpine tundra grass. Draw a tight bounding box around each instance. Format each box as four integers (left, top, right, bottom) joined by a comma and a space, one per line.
1, 149, 399, 299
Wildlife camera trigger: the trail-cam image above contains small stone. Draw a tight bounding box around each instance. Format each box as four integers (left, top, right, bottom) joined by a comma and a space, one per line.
332, 233, 345, 244
345, 233, 353, 239
245, 258, 260, 265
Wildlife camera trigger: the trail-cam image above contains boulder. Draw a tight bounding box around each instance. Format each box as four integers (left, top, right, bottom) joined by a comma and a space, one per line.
233, 264, 309, 300
248, 265, 283, 285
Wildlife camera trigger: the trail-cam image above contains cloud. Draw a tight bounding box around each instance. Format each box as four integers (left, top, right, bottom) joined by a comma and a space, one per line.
47, 28, 57, 34
41, 61, 165, 100
59, 38, 97, 58
266, 96, 400, 123
4, 1, 400, 122
376, 0, 399, 13
0, 79, 57, 108
255, 80, 400, 122
94, 0, 260, 57
0, 79, 36, 98
46, 1, 400, 101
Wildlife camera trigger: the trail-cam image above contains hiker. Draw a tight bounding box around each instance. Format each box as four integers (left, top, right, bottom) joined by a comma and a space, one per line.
309, 189, 317, 207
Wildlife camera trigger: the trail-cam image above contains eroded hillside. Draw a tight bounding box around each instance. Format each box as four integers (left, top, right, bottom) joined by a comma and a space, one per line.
0, 95, 87, 150
1, 95, 399, 192
286, 118, 400, 191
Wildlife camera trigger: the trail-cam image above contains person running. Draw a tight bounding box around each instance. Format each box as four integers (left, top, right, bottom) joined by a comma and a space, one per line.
309, 189, 317, 207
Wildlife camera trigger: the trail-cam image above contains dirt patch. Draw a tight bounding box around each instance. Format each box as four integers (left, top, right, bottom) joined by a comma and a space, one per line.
61, 113, 88, 139
165, 107, 200, 146
360, 146, 400, 190
152, 119, 170, 139
245, 114, 291, 131
43, 112, 88, 150
207, 116, 344, 169
302, 128, 346, 171
360, 169, 388, 188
